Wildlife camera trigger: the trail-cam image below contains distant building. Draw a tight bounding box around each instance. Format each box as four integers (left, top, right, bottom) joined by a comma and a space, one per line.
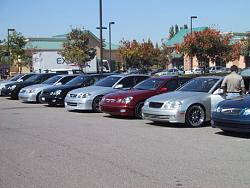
9, 30, 122, 74
165, 27, 249, 70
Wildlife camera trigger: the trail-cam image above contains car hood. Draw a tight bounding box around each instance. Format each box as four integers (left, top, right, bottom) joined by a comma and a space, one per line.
69, 86, 114, 95
104, 88, 155, 99
146, 91, 210, 103
219, 95, 250, 109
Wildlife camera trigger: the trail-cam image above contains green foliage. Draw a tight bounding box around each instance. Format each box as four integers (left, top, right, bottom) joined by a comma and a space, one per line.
60, 28, 96, 70
168, 26, 175, 39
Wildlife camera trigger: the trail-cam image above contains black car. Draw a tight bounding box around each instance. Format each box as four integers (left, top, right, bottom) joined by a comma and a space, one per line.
2, 73, 58, 99
39, 74, 108, 106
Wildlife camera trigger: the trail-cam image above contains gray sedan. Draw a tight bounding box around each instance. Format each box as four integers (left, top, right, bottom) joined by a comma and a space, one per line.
65, 74, 149, 112
142, 76, 226, 127
18, 75, 76, 102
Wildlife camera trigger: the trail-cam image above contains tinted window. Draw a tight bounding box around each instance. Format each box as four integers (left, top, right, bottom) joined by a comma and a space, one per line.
163, 79, 179, 91
117, 77, 136, 88
42, 75, 62, 84
59, 76, 76, 84
94, 76, 122, 87
10, 74, 23, 81
134, 76, 149, 84
21, 74, 35, 81
134, 78, 164, 90
24, 74, 41, 83
65, 76, 88, 86
178, 78, 219, 93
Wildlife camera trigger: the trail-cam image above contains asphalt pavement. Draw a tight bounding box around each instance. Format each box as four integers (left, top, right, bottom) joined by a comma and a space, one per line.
0, 97, 250, 188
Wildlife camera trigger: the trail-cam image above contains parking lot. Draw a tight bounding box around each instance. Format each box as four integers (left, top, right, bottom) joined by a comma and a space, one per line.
1, 97, 250, 188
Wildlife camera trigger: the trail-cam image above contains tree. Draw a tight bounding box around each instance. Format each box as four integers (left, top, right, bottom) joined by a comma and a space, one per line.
175, 24, 179, 34
240, 33, 250, 67
119, 39, 160, 70
158, 42, 173, 69
183, 24, 188, 29
176, 28, 240, 72
168, 26, 175, 39
61, 28, 96, 71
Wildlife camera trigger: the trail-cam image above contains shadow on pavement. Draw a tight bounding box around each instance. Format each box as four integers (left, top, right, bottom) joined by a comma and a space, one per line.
215, 131, 250, 139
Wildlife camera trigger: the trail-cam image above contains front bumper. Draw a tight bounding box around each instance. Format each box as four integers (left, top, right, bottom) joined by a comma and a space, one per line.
142, 106, 186, 123
1, 87, 12, 96
18, 92, 37, 102
212, 113, 250, 132
100, 104, 134, 117
64, 97, 93, 111
39, 94, 65, 105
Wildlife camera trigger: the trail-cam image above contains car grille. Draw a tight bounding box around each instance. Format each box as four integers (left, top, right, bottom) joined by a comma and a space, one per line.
149, 102, 163, 108
70, 94, 77, 98
143, 113, 170, 120
221, 108, 242, 115
66, 102, 77, 106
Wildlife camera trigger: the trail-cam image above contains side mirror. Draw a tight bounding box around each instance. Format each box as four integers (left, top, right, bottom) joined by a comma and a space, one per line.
159, 87, 168, 93
114, 84, 123, 89
55, 82, 62, 86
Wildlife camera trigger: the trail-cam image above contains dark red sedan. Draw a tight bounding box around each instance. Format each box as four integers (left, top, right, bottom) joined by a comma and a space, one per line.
100, 76, 191, 118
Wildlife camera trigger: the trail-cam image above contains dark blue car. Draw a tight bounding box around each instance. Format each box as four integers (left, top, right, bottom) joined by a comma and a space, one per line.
211, 95, 250, 132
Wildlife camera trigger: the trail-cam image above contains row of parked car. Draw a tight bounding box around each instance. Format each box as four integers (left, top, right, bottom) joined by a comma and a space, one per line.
1, 72, 250, 133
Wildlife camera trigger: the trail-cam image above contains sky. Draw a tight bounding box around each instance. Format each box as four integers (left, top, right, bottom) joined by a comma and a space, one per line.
1, 0, 250, 45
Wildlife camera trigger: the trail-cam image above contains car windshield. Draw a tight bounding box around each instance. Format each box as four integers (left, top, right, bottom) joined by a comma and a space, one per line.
65, 76, 88, 86
10, 74, 23, 81
178, 78, 219, 93
24, 74, 41, 82
134, 78, 164, 90
42, 75, 62, 84
94, 76, 121, 87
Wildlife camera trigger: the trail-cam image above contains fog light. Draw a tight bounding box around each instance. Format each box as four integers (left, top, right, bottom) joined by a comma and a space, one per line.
120, 109, 126, 113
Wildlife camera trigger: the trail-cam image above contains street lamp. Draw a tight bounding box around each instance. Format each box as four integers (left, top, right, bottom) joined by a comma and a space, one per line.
190, 16, 197, 71
109, 22, 115, 66
99, 0, 104, 75
7, 28, 15, 77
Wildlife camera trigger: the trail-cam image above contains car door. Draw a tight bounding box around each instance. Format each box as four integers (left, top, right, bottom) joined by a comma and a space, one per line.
210, 81, 227, 113
162, 79, 179, 91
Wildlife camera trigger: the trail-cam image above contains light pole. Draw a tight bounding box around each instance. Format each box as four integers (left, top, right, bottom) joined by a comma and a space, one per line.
190, 16, 197, 72
7, 28, 15, 77
98, 0, 105, 75
109, 22, 115, 66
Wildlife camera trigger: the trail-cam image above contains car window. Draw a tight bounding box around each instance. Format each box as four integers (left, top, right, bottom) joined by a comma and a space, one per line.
42, 75, 62, 84
134, 76, 149, 85
163, 79, 179, 91
59, 76, 76, 84
178, 78, 220, 93
94, 76, 122, 87
117, 76, 135, 88
65, 76, 88, 86
134, 78, 164, 90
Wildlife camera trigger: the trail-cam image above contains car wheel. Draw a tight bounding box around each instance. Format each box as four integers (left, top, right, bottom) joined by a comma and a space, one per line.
36, 92, 41, 103
185, 104, 206, 127
92, 95, 103, 113
135, 102, 144, 119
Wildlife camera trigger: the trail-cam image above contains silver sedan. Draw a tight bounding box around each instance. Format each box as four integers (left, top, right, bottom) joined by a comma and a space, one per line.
142, 76, 226, 127
18, 75, 76, 102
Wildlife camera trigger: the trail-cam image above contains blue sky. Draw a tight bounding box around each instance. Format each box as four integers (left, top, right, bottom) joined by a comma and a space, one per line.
1, 0, 250, 44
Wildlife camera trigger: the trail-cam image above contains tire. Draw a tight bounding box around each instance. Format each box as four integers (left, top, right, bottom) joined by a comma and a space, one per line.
185, 104, 206, 127
135, 102, 144, 119
36, 92, 41, 103
92, 95, 103, 113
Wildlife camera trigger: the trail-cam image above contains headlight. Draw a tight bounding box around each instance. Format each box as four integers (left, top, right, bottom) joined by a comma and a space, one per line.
77, 93, 91, 98
243, 108, 250, 116
162, 101, 182, 109
144, 101, 149, 106
50, 90, 62, 96
29, 89, 36, 93
121, 96, 133, 104
8, 85, 16, 90
216, 106, 222, 112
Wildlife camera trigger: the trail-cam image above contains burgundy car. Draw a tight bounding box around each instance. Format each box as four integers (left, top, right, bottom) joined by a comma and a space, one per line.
100, 76, 191, 118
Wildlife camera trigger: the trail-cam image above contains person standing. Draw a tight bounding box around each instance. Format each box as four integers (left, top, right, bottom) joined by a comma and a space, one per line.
221, 65, 245, 99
